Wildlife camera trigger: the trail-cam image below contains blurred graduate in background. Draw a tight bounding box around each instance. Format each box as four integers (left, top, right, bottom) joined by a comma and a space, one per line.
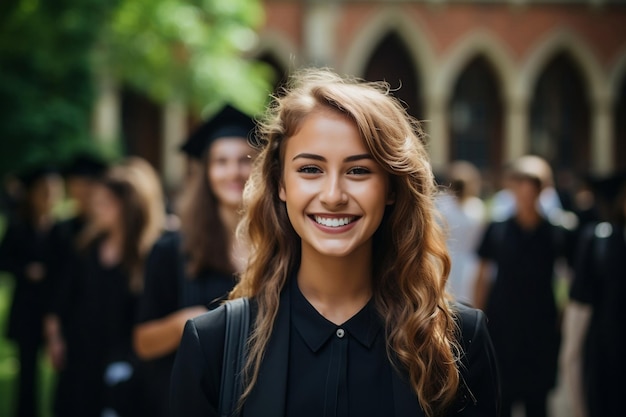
44, 157, 164, 417
0, 163, 63, 417
133, 105, 257, 417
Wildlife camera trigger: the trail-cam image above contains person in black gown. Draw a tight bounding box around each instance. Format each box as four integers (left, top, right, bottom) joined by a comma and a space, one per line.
133, 105, 256, 417
43, 158, 164, 417
44, 153, 107, 376
474, 155, 569, 417
561, 173, 626, 417
170, 69, 500, 417
0, 165, 62, 417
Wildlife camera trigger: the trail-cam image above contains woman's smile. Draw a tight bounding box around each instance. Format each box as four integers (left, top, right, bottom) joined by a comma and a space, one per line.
279, 109, 393, 258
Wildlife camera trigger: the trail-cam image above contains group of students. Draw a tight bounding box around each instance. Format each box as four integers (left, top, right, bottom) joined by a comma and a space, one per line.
438, 153, 626, 417
0, 101, 257, 417
1, 68, 622, 417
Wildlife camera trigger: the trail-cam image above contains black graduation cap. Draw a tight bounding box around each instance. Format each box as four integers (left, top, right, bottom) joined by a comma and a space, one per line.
585, 171, 626, 222
588, 171, 626, 204
62, 153, 108, 179
180, 105, 255, 159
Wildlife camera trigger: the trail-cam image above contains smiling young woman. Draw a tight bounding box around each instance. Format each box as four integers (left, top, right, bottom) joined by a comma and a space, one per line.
170, 69, 500, 417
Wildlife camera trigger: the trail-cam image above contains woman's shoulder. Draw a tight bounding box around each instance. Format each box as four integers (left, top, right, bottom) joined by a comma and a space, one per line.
179, 298, 257, 380
451, 303, 488, 349
188, 297, 257, 340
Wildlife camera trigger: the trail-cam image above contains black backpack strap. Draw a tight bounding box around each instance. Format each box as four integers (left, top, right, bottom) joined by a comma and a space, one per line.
219, 297, 250, 417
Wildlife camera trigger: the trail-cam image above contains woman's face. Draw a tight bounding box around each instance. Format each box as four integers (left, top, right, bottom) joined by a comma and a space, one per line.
90, 184, 121, 232
207, 137, 253, 209
279, 110, 394, 259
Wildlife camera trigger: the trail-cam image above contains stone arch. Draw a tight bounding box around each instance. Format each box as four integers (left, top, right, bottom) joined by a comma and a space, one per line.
341, 7, 436, 93
434, 29, 516, 105
517, 29, 606, 103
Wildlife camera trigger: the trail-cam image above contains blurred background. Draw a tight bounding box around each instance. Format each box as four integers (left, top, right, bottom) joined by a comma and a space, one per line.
1, 0, 625, 416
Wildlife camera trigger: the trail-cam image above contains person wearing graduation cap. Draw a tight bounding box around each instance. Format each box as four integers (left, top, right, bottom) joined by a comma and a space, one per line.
0, 163, 63, 417
133, 104, 257, 417
561, 172, 626, 417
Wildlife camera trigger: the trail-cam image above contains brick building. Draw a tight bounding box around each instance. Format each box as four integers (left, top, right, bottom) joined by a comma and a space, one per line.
96, 0, 626, 196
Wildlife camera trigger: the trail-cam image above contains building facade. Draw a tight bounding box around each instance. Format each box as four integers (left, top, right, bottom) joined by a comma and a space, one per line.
96, 0, 626, 195
254, 0, 626, 192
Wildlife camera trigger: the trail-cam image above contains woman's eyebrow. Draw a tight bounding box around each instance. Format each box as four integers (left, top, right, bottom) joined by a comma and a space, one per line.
292, 153, 372, 162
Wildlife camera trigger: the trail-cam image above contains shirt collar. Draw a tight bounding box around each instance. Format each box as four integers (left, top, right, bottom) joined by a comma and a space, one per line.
290, 276, 382, 353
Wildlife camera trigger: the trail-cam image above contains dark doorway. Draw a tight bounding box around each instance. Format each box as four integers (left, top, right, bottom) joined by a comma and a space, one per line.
120, 87, 163, 172
529, 52, 591, 176
363, 32, 422, 120
448, 55, 503, 188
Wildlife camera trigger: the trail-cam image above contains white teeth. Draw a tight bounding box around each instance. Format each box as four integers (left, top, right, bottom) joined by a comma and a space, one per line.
314, 216, 355, 227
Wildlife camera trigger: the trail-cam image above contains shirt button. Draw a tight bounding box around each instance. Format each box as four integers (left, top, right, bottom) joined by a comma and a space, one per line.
336, 328, 345, 338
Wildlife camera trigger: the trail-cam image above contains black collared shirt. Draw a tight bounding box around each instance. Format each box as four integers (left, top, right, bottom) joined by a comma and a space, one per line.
286, 278, 394, 417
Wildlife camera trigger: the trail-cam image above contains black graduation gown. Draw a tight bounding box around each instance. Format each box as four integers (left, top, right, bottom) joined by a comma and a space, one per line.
570, 223, 626, 417
0, 218, 54, 343
46, 216, 86, 319
0, 217, 54, 417
170, 280, 500, 417
477, 217, 563, 396
53, 240, 144, 417
135, 231, 237, 417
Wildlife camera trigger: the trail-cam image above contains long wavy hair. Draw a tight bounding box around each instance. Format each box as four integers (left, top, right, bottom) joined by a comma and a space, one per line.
178, 150, 234, 277
232, 69, 459, 416
80, 157, 165, 293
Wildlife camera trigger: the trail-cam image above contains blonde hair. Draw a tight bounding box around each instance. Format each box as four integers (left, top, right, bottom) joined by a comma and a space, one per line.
232, 69, 459, 416
80, 157, 165, 293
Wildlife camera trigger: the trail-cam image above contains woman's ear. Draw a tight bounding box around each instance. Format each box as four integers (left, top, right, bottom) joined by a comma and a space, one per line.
279, 182, 287, 202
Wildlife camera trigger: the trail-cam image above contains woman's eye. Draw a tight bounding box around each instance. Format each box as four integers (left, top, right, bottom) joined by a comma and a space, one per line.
348, 166, 371, 175
298, 166, 321, 174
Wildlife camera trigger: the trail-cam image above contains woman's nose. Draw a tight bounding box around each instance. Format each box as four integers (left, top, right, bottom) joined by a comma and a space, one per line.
319, 174, 348, 207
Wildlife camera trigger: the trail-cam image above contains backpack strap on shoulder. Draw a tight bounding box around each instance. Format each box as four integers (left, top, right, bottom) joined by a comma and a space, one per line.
219, 297, 250, 417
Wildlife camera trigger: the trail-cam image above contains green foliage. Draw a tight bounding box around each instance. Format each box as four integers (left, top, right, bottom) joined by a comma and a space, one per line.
0, 0, 117, 177
0, 0, 272, 178
100, 0, 273, 116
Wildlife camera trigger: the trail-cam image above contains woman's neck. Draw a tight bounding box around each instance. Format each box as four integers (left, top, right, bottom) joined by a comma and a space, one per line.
297, 245, 373, 325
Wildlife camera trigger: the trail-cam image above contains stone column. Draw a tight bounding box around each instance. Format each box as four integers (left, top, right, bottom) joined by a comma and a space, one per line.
92, 69, 121, 145
504, 95, 529, 164
161, 98, 187, 191
303, 0, 339, 66
424, 95, 448, 174
590, 95, 613, 175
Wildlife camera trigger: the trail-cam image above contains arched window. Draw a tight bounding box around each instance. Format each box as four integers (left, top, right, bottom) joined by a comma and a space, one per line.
448, 56, 503, 181
363, 32, 422, 120
530, 52, 591, 174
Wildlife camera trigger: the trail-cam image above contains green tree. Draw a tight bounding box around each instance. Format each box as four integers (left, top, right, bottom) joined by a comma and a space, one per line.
0, 0, 116, 177
0, 0, 272, 178
103, 0, 272, 116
